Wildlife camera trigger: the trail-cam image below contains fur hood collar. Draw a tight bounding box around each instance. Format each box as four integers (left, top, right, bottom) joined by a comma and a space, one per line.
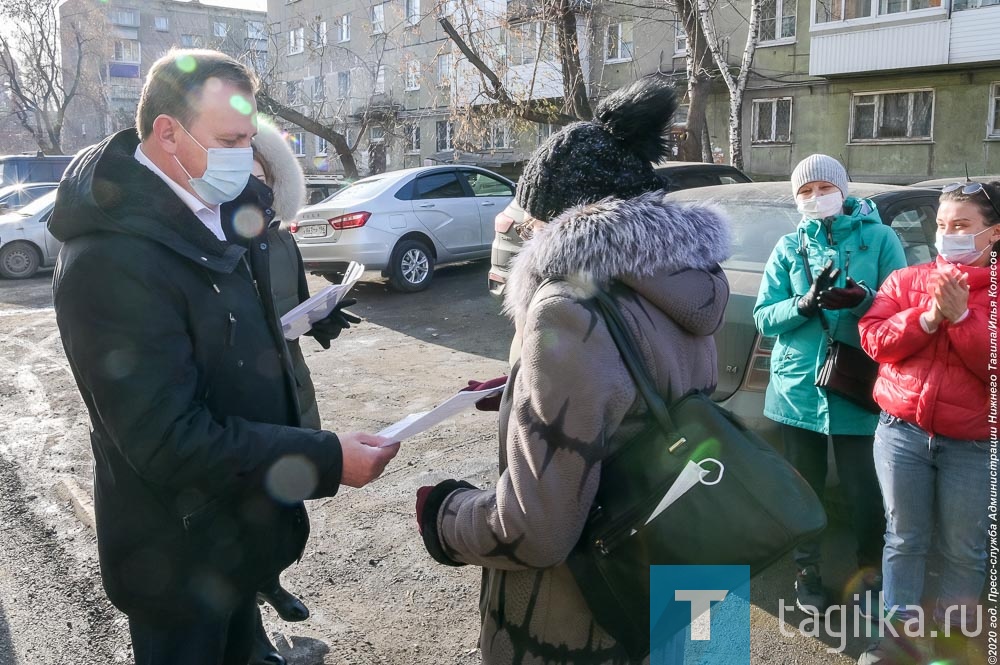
504, 190, 732, 330
253, 120, 306, 220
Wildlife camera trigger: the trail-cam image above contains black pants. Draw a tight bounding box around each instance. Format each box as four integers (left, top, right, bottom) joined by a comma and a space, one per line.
782, 424, 885, 572
128, 595, 257, 665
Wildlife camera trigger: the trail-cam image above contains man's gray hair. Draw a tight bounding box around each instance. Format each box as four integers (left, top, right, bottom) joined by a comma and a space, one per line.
136, 49, 257, 140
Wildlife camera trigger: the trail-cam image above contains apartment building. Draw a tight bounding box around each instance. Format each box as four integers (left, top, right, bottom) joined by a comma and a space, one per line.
55, 0, 266, 153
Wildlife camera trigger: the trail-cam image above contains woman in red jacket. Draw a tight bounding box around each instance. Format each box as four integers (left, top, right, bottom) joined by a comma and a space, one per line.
858, 182, 999, 665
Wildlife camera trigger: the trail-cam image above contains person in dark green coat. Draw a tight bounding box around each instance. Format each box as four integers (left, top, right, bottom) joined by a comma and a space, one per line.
753, 154, 906, 618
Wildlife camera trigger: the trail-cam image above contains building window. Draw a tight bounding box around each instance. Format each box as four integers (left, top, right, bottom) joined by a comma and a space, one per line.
288, 27, 304, 54
405, 60, 420, 90
213, 22, 228, 38
335, 15, 350, 42
510, 22, 556, 66
760, 0, 795, 41
814, 0, 872, 22
437, 53, 452, 86
289, 132, 305, 156
315, 136, 328, 156
247, 20, 265, 40
605, 21, 634, 63
406, 0, 420, 25
751, 97, 792, 143
372, 4, 386, 33
674, 22, 687, 54
113, 39, 141, 63
286, 80, 304, 106
537, 122, 555, 145
404, 123, 421, 152
374, 65, 386, 94
250, 50, 268, 74
483, 121, 511, 150
370, 126, 386, 143
311, 77, 325, 101
180, 34, 198, 48
154, 16, 169, 32
989, 83, 1000, 138
109, 9, 139, 27
312, 20, 328, 46
850, 90, 934, 142
338, 70, 352, 98
879, 0, 941, 14
436, 120, 453, 151
954, 0, 1000, 9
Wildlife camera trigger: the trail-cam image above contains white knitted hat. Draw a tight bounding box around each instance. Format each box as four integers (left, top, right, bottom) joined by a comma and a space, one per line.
791, 154, 849, 197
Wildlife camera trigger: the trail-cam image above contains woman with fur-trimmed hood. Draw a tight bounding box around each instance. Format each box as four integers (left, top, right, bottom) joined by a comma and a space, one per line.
414, 78, 732, 663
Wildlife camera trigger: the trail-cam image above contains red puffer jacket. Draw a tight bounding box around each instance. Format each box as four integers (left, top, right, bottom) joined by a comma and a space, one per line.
859, 257, 994, 441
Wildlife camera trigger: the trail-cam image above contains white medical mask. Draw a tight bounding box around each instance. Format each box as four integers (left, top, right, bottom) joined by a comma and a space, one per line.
796, 191, 844, 220
935, 227, 994, 265
173, 123, 253, 205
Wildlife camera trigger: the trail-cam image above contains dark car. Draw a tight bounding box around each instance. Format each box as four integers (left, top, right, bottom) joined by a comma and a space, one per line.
665, 182, 940, 444
0, 182, 59, 213
488, 162, 751, 296
0, 155, 73, 188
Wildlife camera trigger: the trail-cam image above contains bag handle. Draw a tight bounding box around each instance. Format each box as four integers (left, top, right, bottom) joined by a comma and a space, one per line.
592, 288, 687, 453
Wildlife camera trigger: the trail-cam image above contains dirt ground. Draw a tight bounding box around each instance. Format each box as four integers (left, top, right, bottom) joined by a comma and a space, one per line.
0, 262, 885, 664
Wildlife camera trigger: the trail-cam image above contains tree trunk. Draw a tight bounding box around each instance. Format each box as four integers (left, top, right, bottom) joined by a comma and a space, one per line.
256, 91, 360, 179
674, 0, 713, 162
553, 0, 592, 120
728, 95, 743, 170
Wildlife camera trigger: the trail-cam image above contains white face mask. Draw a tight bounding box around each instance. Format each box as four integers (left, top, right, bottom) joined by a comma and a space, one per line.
173, 122, 253, 205
796, 191, 844, 220
935, 227, 994, 265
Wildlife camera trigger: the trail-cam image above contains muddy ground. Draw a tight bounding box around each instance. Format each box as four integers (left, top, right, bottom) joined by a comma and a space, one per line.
0, 263, 886, 664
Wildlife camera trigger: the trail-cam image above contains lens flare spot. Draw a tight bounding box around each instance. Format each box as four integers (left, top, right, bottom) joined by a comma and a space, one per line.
233, 204, 265, 238
230, 95, 253, 116
266, 455, 319, 504
312, 157, 330, 171
103, 347, 137, 380
175, 55, 196, 73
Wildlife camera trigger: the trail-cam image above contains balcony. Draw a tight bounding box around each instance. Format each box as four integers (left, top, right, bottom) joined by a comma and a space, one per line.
810, 18, 950, 75
949, 3, 1000, 63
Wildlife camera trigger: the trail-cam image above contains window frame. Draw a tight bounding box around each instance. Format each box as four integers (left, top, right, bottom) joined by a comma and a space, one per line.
759, 0, 797, 44
213, 22, 228, 39
112, 39, 141, 63
848, 88, 935, 144
989, 82, 1000, 139
437, 53, 452, 86
334, 15, 350, 42
482, 120, 511, 150
315, 136, 328, 156
405, 0, 421, 26
288, 27, 305, 55
311, 76, 325, 101
286, 80, 304, 106
154, 16, 169, 32
605, 21, 635, 64
337, 70, 352, 99
374, 65, 386, 94
247, 20, 265, 40
812, 0, 944, 28
372, 4, 386, 34
405, 60, 421, 91
436, 120, 454, 151
751, 97, 793, 144
674, 22, 688, 55
404, 123, 421, 153
290, 132, 306, 157
109, 9, 139, 27
313, 20, 328, 46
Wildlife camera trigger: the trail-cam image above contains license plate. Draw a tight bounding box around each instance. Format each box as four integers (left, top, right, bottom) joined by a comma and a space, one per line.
300, 224, 327, 238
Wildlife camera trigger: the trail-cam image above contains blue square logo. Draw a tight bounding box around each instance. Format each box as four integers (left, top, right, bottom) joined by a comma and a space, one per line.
650, 565, 751, 665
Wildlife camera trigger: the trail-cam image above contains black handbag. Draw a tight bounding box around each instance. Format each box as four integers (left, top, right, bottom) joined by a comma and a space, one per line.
797, 234, 880, 414
566, 287, 827, 660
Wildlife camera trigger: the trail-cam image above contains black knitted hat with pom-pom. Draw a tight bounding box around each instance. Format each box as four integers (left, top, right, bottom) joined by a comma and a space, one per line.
516, 77, 678, 223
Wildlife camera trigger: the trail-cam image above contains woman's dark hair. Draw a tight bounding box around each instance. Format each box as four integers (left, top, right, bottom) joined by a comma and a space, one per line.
940, 180, 1000, 259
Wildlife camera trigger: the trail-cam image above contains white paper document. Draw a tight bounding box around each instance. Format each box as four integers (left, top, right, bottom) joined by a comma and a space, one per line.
281, 262, 364, 340
377, 385, 506, 443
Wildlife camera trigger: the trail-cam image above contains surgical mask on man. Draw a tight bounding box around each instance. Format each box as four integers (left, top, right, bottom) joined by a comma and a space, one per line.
796, 191, 844, 220
173, 122, 253, 205
935, 227, 993, 265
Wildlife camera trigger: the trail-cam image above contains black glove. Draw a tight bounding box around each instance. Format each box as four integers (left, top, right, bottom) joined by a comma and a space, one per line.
305, 298, 361, 349
797, 261, 839, 318
819, 277, 867, 310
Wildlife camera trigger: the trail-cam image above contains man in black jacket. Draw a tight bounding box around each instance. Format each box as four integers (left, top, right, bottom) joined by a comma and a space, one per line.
49, 49, 399, 664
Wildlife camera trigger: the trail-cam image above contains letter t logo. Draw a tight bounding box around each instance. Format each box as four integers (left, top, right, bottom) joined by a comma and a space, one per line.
675, 589, 729, 640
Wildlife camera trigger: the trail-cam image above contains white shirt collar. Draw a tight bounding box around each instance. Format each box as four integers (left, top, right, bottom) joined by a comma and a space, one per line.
133, 144, 226, 242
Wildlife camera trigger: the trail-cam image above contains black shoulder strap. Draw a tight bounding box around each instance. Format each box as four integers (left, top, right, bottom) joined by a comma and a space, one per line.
797, 230, 831, 335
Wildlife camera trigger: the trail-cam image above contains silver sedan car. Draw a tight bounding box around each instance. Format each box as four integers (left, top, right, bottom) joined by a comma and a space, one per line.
0, 189, 60, 279
292, 165, 515, 292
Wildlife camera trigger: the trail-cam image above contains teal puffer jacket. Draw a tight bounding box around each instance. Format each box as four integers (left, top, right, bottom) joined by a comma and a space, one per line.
753, 197, 906, 435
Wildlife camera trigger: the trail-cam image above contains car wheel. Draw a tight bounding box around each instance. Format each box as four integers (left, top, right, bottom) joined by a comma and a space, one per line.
389, 239, 434, 292
0, 241, 41, 279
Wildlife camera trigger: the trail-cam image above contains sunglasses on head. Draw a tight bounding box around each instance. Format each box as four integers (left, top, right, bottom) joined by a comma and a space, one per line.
942, 182, 1000, 221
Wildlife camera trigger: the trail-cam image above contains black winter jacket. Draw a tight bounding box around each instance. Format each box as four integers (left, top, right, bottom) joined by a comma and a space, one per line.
49, 129, 343, 622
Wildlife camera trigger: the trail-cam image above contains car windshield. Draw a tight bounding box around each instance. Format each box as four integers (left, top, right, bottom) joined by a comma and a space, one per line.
319, 177, 387, 204
15, 189, 58, 217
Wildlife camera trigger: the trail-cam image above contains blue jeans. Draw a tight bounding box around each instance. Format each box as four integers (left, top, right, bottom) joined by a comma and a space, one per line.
873, 412, 991, 627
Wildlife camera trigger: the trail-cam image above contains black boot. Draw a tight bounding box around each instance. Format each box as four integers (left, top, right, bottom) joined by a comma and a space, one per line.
250, 610, 287, 665
258, 581, 310, 623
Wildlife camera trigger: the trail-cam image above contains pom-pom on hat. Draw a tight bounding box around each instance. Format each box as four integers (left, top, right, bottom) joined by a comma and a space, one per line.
515, 77, 678, 223
791, 154, 849, 198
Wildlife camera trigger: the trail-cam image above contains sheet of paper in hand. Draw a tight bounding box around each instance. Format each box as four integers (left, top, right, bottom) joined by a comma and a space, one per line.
377, 385, 506, 444
280, 262, 364, 340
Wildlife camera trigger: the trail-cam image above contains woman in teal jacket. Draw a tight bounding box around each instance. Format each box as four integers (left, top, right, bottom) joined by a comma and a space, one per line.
753, 155, 906, 617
